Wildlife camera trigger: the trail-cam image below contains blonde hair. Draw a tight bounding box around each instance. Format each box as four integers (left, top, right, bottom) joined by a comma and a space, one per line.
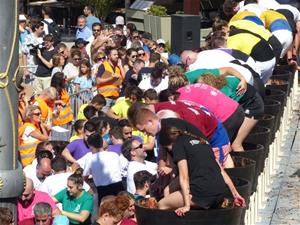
197, 73, 227, 89
24, 105, 41, 121
168, 74, 188, 91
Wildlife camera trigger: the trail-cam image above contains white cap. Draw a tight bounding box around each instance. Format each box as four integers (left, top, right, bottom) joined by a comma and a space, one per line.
19, 14, 27, 21
157, 38, 166, 45
115, 16, 125, 25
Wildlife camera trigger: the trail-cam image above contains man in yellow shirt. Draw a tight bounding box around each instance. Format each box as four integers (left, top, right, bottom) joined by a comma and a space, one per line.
77, 94, 106, 120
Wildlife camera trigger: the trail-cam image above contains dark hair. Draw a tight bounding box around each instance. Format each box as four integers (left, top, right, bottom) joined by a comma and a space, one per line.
109, 126, 123, 140
121, 139, 134, 160
42, 6, 53, 17
85, 5, 94, 13
134, 170, 153, 190
124, 86, 143, 101
92, 22, 102, 29
143, 89, 158, 101
155, 62, 168, 72
91, 94, 106, 105
80, 58, 92, 79
223, 0, 237, 17
56, 42, 67, 50
89, 117, 110, 135
32, 21, 44, 32
212, 19, 229, 32
118, 119, 131, 128
83, 105, 98, 120
36, 150, 53, 164
244, 0, 258, 5
73, 119, 86, 133
87, 132, 103, 149
105, 46, 118, 56
149, 52, 161, 63
70, 48, 82, 59
209, 31, 227, 49
126, 23, 137, 34
51, 156, 67, 172
51, 72, 65, 96
84, 120, 97, 133
43, 34, 54, 43
36, 141, 52, 157
150, 67, 163, 80
158, 89, 176, 102
126, 48, 137, 57
0, 207, 13, 225
68, 168, 84, 186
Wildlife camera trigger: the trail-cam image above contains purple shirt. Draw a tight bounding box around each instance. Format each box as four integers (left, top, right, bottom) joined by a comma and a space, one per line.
108, 144, 122, 155
67, 139, 90, 160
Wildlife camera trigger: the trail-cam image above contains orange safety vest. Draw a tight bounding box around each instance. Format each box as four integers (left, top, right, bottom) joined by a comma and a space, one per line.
52, 89, 74, 125
35, 97, 53, 124
18, 122, 42, 167
18, 102, 26, 127
97, 61, 122, 98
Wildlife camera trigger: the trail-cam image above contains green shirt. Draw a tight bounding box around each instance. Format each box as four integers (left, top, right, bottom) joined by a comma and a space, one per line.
185, 68, 244, 101
55, 188, 94, 225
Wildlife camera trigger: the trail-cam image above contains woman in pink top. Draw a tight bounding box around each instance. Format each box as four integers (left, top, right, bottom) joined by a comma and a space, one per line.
169, 75, 245, 145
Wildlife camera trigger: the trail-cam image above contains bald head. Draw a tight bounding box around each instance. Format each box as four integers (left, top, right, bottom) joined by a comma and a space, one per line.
37, 158, 52, 182
19, 178, 34, 205
180, 50, 198, 67
25, 177, 34, 192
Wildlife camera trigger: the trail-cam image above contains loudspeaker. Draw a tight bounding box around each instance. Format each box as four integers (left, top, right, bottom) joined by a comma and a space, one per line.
171, 14, 201, 55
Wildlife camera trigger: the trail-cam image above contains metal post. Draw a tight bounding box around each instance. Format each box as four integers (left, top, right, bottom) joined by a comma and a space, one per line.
184, 0, 200, 15
0, 0, 25, 223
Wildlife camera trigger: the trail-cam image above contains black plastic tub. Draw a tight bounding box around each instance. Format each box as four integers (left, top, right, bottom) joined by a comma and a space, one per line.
245, 126, 271, 155
231, 143, 265, 192
264, 88, 286, 104
273, 65, 295, 89
225, 156, 256, 196
135, 204, 244, 225
263, 99, 282, 133
224, 177, 251, 202
256, 114, 276, 142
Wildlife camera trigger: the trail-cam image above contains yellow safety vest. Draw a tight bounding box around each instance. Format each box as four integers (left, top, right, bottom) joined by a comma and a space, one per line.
52, 89, 73, 125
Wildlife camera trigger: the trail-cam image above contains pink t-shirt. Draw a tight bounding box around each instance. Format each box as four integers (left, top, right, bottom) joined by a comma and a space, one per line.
177, 83, 238, 122
17, 190, 58, 222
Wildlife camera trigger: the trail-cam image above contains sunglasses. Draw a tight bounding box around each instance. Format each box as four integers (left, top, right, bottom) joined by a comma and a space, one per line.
97, 56, 106, 61
93, 29, 101, 32
131, 55, 137, 58
73, 58, 81, 61
132, 143, 143, 150
132, 36, 140, 39
32, 112, 41, 116
138, 53, 145, 57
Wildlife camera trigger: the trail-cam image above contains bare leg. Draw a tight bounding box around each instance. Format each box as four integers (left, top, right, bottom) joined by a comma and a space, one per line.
231, 117, 258, 152
223, 154, 234, 168
158, 190, 193, 210
164, 176, 180, 196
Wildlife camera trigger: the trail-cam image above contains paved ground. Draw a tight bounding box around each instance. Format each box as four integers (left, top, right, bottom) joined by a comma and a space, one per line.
257, 106, 300, 224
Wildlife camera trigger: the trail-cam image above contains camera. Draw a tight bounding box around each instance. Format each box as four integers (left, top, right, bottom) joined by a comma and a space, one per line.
28, 42, 44, 55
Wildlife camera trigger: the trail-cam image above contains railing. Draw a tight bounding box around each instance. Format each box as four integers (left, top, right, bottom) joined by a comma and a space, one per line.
69, 89, 94, 120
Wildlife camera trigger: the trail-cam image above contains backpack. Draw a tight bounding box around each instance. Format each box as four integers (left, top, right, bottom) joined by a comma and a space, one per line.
43, 20, 61, 46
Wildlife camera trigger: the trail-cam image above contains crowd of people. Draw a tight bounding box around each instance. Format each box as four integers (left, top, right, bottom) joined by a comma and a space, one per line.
11, 0, 300, 224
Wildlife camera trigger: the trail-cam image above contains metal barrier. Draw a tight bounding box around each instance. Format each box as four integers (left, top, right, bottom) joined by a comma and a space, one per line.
69, 89, 94, 119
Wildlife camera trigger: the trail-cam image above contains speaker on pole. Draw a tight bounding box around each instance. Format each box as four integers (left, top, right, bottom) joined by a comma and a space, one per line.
171, 14, 201, 55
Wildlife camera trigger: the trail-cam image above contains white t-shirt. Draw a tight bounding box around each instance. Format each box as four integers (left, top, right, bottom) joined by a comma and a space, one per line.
189, 49, 255, 84
239, 3, 264, 16
38, 172, 90, 196
42, 18, 54, 35
63, 62, 79, 80
23, 165, 51, 189
21, 126, 39, 143
82, 151, 122, 186
138, 76, 169, 94
126, 160, 157, 194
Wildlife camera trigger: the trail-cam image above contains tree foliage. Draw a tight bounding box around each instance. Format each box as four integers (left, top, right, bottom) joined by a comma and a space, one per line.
81, 0, 116, 20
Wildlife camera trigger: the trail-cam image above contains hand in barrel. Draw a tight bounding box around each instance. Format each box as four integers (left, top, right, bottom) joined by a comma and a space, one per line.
175, 205, 190, 217
233, 193, 246, 207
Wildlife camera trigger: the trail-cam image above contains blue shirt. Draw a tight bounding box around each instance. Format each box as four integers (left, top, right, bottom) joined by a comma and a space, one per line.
86, 15, 101, 30
76, 26, 92, 41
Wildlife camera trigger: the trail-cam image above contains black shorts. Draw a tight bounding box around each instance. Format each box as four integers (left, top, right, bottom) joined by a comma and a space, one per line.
192, 194, 225, 209
97, 181, 124, 204
223, 105, 245, 143
239, 92, 264, 119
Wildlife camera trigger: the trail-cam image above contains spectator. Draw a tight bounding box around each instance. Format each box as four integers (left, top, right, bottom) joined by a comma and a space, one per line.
62, 120, 96, 163
0, 207, 14, 225
77, 94, 106, 120
53, 169, 94, 225
123, 59, 145, 89
51, 53, 65, 76
22, 21, 44, 79
74, 58, 94, 93
41, 6, 54, 35
70, 119, 86, 142
19, 105, 49, 167
76, 15, 92, 41
38, 156, 90, 197
56, 42, 70, 62
34, 34, 56, 93
18, 178, 60, 223
83, 5, 101, 30
121, 138, 157, 194
63, 48, 81, 82
133, 170, 153, 201
33, 202, 55, 225
83, 133, 123, 204
138, 67, 169, 94
143, 88, 158, 104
